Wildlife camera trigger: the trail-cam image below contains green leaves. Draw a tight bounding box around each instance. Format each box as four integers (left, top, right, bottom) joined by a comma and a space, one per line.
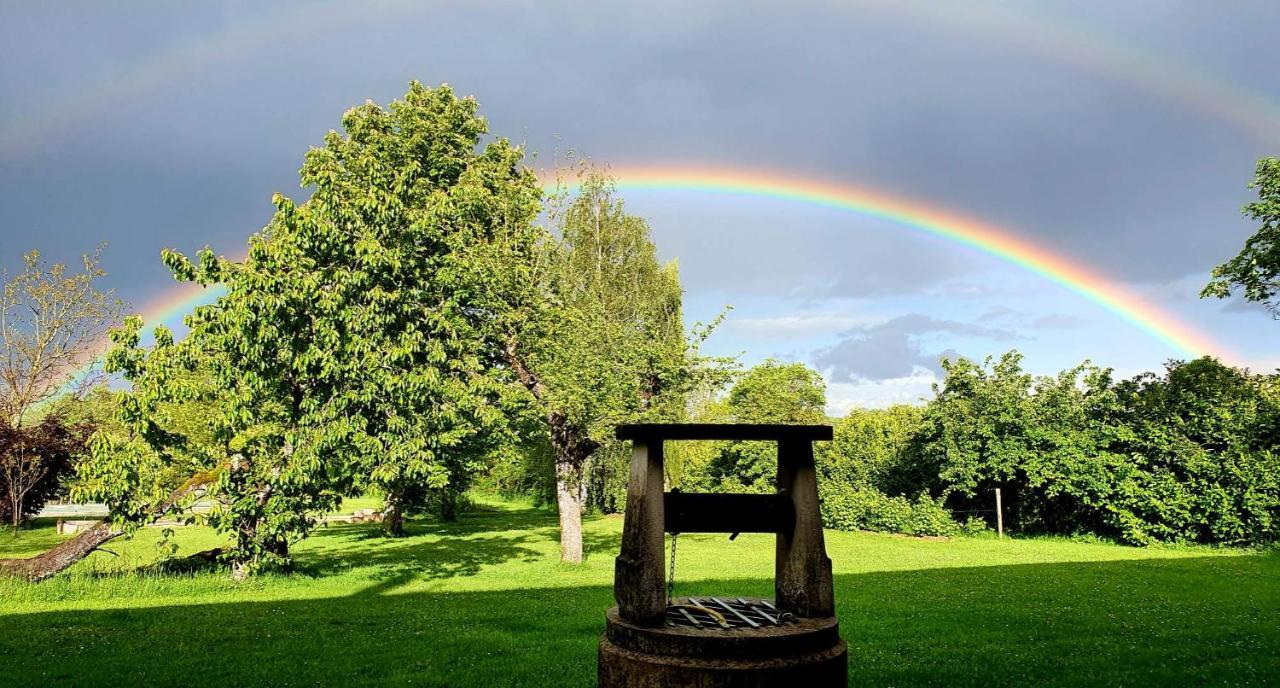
1202, 157, 1280, 315
912, 352, 1280, 545
85, 82, 545, 570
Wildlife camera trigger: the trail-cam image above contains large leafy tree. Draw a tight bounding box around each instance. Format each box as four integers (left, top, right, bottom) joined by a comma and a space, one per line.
504, 168, 722, 563
818, 404, 925, 496
914, 352, 1120, 534
1203, 157, 1280, 316
1109, 358, 1280, 545
80, 82, 542, 576
910, 351, 1280, 544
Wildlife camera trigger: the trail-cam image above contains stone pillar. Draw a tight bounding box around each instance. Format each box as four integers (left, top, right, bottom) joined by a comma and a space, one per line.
614, 439, 667, 626
775, 436, 834, 618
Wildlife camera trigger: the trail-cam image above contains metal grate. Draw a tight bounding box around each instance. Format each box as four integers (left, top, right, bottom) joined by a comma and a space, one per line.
665, 597, 795, 630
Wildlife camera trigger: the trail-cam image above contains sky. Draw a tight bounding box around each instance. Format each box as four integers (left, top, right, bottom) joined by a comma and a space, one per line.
1, 0, 1277, 413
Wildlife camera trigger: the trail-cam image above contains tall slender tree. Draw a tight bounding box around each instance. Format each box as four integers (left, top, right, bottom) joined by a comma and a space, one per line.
505, 167, 725, 563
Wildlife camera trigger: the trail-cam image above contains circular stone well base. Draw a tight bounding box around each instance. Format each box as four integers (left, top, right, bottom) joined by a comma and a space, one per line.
597, 605, 847, 688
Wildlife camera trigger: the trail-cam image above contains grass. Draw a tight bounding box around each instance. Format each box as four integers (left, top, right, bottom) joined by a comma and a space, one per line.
0, 496, 1276, 687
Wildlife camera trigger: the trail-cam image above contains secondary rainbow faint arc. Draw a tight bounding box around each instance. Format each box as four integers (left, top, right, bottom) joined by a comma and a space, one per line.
3, 1, 1277, 153
593, 165, 1223, 359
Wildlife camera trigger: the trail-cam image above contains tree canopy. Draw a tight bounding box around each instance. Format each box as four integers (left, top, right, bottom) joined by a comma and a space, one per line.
504, 166, 727, 562
80, 82, 543, 575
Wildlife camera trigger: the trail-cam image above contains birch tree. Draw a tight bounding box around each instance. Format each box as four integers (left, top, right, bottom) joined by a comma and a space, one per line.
505, 167, 728, 563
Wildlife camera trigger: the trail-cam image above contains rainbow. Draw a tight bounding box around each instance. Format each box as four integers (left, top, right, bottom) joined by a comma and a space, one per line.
865, 2, 1280, 143
3, 1, 1277, 154
596, 165, 1224, 359
57, 164, 1227, 397
58, 280, 226, 394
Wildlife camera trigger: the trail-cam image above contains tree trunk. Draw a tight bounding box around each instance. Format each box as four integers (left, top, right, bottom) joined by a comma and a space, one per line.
439, 489, 458, 523
502, 339, 598, 564
0, 475, 210, 582
266, 536, 289, 561
382, 489, 405, 537
230, 519, 290, 581
0, 520, 123, 582
547, 413, 597, 564
555, 457, 584, 564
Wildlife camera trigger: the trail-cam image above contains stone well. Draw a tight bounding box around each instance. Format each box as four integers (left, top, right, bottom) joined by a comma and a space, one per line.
598, 423, 847, 688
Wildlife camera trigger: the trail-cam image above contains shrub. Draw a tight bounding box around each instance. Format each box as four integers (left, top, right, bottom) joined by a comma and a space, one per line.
820, 482, 959, 537
0, 415, 90, 527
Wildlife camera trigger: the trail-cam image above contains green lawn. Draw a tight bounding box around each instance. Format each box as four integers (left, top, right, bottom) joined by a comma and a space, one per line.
1, 497, 1276, 687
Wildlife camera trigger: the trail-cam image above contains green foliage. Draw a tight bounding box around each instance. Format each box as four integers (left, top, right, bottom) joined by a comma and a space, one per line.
820, 482, 958, 536
1106, 358, 1280, 545
818, 404, 924, 494
80, 82, 543, 573
1203, 157, 1280, 315
912, 352, 1280, 546
527, 168, 691, 435
697, 359, 826, 492
503, 165, 731, 560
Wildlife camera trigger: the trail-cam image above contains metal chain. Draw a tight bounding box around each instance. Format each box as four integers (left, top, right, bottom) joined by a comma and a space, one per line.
666, 532, 679, 606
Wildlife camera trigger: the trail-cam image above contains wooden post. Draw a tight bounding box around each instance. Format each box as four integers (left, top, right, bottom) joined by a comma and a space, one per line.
995, 487, 1004, 539
775, 436, 834, 618
614, 439, 667, 626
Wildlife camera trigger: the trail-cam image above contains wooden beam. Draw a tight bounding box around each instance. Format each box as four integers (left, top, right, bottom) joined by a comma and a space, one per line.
616, 423, 832, 443
663, 492, 794, 534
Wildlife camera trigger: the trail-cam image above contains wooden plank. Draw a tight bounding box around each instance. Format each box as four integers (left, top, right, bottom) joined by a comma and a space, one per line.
616, 423, 833, 442
663, 492, 794, 534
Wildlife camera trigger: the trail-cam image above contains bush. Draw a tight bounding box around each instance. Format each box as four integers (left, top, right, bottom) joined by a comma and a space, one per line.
820, 482, 959, 537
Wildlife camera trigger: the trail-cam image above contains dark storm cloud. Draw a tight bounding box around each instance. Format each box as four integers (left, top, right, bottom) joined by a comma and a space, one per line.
811, 313, 1020, 382
1, 0, 1277, 303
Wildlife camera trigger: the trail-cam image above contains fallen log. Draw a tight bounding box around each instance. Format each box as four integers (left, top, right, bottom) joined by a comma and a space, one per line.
0, 472, 215, 582
0, 520, 124, 582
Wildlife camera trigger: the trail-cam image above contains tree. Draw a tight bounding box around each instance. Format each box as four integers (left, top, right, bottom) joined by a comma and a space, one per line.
0, 415, 90, 529
1203, 157, 1280, 315
818, 404, 925, 495
504, 167, 724, 563
702, 359, 827, 492
1108, 357, 1280, 545
80, 82, 543, 576
1, 248, 123, 428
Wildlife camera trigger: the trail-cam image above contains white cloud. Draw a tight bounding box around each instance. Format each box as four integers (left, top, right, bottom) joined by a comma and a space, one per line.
729, 312, 882, 338
825, 371, 938, 415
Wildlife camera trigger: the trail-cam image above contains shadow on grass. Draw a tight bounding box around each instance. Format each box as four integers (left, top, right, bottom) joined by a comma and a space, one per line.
298, 505, 621, 580
1, 553, 1275, 687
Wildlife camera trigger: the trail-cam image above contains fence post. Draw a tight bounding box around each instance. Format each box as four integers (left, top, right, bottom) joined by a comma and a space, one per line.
995, 488, 1004, 539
